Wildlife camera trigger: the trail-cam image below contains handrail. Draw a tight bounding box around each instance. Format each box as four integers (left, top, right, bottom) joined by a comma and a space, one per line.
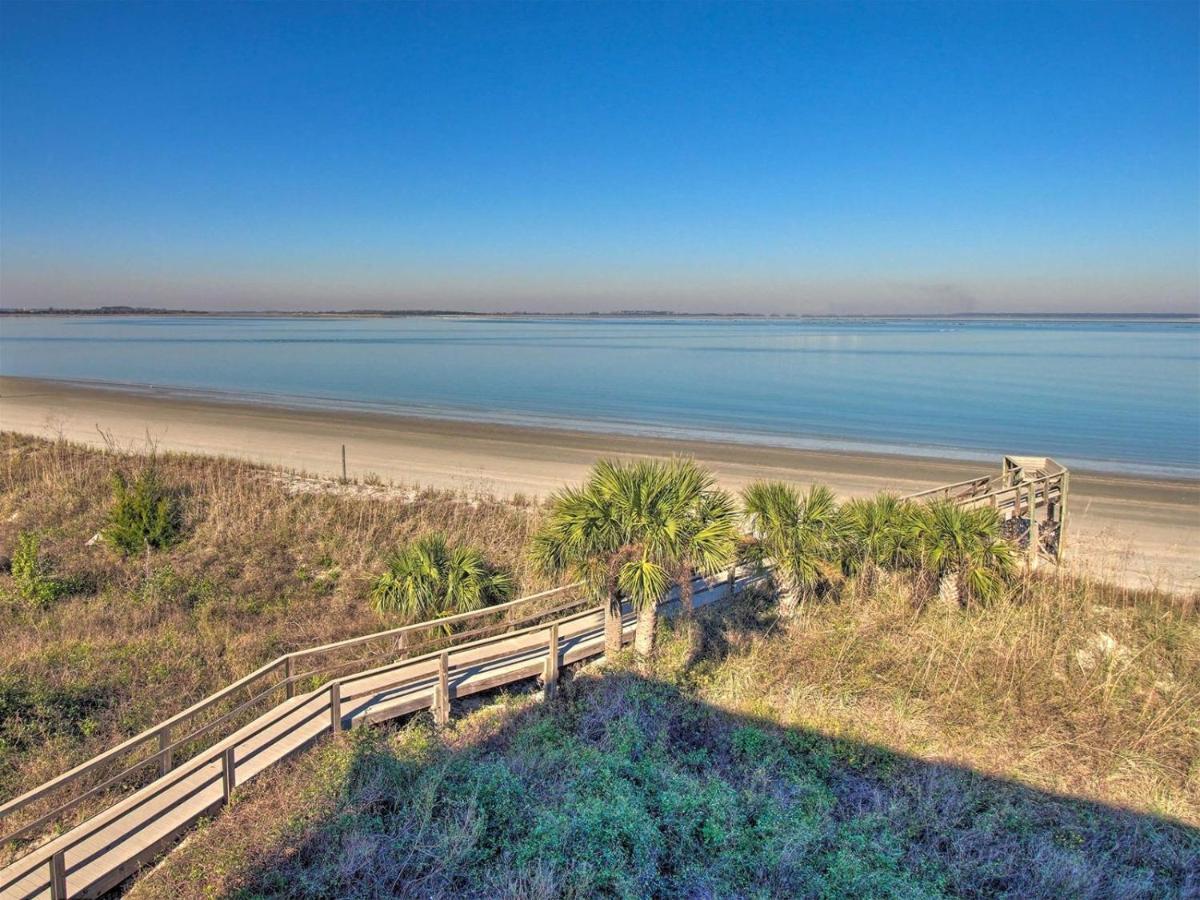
904, 474, 995, 499
289, 581, 584, 665
2, 458, 1068, 874
0, 580, 584, 842
288, 594, 592, 686
0, 589, 621, 885
903, 471, 1063, 507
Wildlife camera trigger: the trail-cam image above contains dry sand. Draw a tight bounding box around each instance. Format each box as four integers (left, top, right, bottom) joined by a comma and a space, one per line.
2, 375, 1196, 593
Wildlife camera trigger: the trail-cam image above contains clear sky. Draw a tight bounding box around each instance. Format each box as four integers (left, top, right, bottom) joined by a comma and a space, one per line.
1, 1, 1196, 314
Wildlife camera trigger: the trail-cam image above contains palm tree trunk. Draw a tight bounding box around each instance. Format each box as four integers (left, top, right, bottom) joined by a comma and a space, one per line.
778, 586, 801, 617
604, 590, 624, 657
634, 599, 659, 657
858, 561, 878, 598
937, 568, 960, 608
678, 564, 695, 618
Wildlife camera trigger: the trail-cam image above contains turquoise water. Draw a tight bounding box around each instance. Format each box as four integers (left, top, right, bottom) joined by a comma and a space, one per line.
1, 315, 1197, 477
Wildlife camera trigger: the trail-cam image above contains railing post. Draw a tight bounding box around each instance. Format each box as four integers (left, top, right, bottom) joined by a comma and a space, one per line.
285, 655, 295, 700
158, 727, 173, 776
222, 746, 236, 803
435, 651, 450, 726
1056, 472, 1070, 564
330, 681, 342, 734
1027, 481, 1039, 571
543, 623, 559, 700
49, 851, 67, 900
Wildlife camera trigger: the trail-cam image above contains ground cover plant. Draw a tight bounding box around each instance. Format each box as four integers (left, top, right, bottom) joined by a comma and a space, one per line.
0, 433, 549, 833
2, 434, 1197, 896
132, 584, 1199, 898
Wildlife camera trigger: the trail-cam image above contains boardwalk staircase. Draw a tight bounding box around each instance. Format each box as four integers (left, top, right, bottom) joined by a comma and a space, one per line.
0, 456, 1068, 898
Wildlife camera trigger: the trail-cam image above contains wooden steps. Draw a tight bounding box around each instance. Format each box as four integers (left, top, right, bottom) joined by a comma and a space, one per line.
0, 573, 754, 899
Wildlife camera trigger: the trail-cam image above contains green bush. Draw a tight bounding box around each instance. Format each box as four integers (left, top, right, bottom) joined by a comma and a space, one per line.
104, 465, 182, 558
10, 531, 66, 607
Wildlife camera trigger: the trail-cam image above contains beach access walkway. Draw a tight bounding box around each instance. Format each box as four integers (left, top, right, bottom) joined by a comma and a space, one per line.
0, 456, 1067, 899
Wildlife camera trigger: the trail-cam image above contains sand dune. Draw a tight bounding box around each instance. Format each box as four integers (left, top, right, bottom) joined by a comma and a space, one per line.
2, 375, 1196, 593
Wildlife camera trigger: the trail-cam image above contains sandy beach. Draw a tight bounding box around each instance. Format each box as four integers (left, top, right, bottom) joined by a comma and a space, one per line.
2, 375, 1196, 592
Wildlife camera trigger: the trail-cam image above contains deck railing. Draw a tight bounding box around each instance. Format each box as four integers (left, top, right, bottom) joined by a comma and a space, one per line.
0, 581, 588, 849
1, 569, 742, 899
1, 456, 1070, 898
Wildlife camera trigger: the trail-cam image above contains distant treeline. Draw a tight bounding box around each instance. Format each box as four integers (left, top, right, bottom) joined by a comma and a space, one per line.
1, 306, 1194, 320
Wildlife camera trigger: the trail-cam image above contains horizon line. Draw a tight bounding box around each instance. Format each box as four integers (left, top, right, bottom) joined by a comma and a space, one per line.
1, 306, 1198, 320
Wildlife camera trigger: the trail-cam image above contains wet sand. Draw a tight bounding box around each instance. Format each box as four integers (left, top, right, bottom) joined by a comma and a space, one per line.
2, 375, 1196, 592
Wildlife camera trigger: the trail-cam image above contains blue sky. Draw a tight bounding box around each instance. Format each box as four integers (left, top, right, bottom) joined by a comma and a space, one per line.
1, 1, 1196, 313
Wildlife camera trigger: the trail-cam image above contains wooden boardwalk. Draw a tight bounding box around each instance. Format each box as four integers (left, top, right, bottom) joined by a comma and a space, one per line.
0, 455, 1067, 899
0, 571, 759, 899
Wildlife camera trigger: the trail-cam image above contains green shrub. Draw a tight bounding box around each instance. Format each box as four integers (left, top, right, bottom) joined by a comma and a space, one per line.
10, 531, 66, 607
371, 532, 513, 622
104, 465, 182, 558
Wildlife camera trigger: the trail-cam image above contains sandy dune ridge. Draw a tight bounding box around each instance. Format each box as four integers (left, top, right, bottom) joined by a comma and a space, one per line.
1, 375, 1196, 593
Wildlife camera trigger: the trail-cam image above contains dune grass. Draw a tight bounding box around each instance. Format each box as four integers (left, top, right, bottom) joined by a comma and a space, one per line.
1, 432, 1197, 896
131, 584, 1198, 898
0, 433, 547, 817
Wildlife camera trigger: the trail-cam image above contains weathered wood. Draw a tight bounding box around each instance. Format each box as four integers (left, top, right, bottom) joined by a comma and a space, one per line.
221, 747, 236, 803
435, 652, 450, 726
330, 682, 342, 734
0, 583, 585, 844
285, 655, 295, 700
1027, 481, 1039, 571
158, 728, 172, 777
1057, 471, 1070, 563
49, 852, 66, 900
543, 624, 560, 700
290, 582, 583, 666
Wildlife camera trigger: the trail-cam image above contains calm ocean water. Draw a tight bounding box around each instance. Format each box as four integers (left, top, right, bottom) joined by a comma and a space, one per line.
1, 315, 1197, 477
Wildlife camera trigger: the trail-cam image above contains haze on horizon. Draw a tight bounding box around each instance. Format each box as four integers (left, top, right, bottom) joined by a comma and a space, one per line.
1, 1, 1197, 316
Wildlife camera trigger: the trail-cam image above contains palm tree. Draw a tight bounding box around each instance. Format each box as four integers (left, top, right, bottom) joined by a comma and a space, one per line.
660, 459, 740, 620
841, 493, 920, 594
371, 532, 514, 624
529, 458, 738, 658
912, 500, 1015, 607
741, 481, 848, 615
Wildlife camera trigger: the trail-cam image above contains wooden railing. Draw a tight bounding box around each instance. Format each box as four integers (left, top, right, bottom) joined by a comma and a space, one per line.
1, 568, 745, 899
0, 581, 587, 849
903, 461, 1070, 564
1, 456, 1070, 897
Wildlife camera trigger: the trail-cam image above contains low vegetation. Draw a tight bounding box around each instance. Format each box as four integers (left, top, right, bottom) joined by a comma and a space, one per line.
0, 433, 547, 813
9, 531, 68, 608
1, 433, 1196, 896
134, 582, 1198, 898
371, 532, 514, 621
104, 464, 183, 572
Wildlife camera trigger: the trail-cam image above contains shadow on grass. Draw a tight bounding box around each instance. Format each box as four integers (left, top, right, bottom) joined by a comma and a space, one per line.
165, 653, 1198, 900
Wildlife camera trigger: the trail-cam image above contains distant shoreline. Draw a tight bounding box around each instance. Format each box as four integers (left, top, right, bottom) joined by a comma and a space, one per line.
3, 373, 1197, 481
2, 308, 1197, 322
1, 374, 1196, 592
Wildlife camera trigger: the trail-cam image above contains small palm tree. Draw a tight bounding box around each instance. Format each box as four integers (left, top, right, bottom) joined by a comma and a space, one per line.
371, 533, 514, 624
742, 481, 848, 615
530, 458, 737, 658
660, 460, 740, 620
841, 493, 920, 594
913, 500, 1015, 607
